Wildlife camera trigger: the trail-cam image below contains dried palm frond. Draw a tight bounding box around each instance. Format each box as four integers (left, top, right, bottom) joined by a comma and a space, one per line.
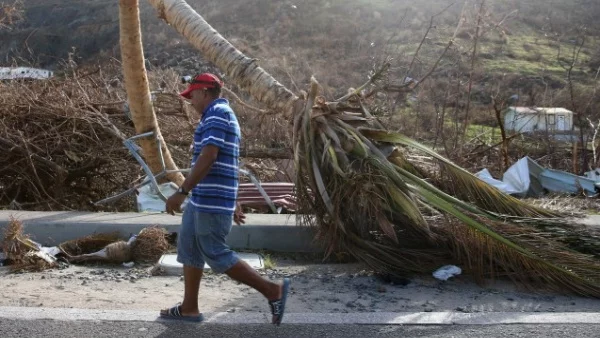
360, 129, 561, 219
59, 232, 122, 256
131, 226, 171, 263
1, 217, 56, 272
64, 227, 172, 265
437, 214, 600, 296
105, 241, 133, 262
360, 128, 600, 258
293, 76, 600, 298
68, 240, 132, 264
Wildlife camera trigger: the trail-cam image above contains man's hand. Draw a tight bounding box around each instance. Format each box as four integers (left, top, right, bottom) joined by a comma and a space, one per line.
166, 192, 186, 215
234, 202, 246, 225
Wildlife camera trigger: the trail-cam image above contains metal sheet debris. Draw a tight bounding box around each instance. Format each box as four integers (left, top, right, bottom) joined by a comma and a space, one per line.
475, 157, 544, 197
476, 156, 598, 197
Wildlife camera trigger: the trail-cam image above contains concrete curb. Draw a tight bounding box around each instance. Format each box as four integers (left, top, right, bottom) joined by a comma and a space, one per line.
0, 211, 322, 253
1, 307, 599, 325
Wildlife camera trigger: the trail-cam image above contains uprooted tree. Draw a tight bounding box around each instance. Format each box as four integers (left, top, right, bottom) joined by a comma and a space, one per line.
118, 0, 600, 297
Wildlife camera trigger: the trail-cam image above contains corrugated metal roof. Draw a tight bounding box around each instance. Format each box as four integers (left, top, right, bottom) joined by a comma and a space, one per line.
510, 106, 573, 115
237, 182, 297, 212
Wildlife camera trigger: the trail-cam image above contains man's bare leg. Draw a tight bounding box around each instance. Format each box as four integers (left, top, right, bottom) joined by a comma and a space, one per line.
225, 260, 282, 301
161, 265, 203, 316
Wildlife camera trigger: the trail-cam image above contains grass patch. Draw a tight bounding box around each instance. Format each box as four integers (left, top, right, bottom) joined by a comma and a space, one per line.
453, 20, 598, 78
466, 124, 503, 144
440, 122, 503, 144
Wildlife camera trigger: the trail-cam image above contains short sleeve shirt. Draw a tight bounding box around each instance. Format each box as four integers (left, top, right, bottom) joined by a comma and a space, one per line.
189, 98, 241, 214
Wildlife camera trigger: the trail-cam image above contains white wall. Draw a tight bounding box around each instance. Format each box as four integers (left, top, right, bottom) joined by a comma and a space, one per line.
504, 109, 572, 133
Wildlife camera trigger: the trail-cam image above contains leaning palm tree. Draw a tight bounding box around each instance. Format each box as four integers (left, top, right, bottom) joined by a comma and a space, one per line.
118, 0, 184, 185
118, 0, 600, 297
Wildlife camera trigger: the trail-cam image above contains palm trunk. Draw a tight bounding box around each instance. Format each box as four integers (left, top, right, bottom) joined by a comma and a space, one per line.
146, 0, 299, 115
119, 0, 184, 185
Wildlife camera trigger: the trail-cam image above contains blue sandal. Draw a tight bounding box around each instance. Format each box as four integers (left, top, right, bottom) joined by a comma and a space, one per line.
159, 304, 203, 323
269, 278, 290, 325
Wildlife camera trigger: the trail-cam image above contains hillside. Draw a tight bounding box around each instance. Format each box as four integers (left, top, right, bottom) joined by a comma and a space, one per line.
2, 0, 599, 96
2, 0, 600, 212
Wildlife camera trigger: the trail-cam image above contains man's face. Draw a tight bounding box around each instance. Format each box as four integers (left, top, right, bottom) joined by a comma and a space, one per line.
190, 88, 210, 113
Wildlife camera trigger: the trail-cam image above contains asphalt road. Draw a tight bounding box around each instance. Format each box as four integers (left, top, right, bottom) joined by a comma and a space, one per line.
2, 320, 600, 338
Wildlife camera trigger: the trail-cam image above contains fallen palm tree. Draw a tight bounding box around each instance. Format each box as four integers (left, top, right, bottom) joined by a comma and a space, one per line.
117, 0, 600, 297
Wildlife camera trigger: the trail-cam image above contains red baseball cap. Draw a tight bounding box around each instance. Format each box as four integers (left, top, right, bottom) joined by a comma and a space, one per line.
180, 73, 224, 99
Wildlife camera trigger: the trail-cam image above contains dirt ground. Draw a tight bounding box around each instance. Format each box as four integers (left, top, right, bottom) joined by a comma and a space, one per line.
1, 257, 599, 314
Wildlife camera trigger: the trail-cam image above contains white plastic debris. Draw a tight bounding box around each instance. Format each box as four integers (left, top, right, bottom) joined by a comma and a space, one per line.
40, 246, 61, 257
136, 181, 189, 212
475, 157, 534, 196
27, 239, 60, 264
476, 168, 521, 195
432, 265, 462, 281
29, 250, 56, 265
123, 262, 135, 268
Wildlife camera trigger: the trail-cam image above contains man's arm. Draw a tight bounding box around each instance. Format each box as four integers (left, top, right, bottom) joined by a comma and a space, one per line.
180, 144, 219, 193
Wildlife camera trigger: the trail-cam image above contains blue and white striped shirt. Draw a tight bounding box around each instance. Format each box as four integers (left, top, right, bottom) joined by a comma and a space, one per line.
190, 98, 240, 214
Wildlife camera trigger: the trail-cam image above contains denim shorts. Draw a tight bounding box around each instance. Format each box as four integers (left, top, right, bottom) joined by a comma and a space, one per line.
176, 206, 239, 274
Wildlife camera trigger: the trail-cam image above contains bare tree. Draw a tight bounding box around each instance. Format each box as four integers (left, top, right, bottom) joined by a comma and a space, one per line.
491, 92, 510, 171
461, 0, 486, 148
557, 27, 587, 173
0, 0, 22, 29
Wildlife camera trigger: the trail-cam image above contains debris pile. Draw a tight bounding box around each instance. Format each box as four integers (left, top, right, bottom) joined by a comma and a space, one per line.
0, 62, 294, 212
1, 218, 175, 272
1, 217, 57, 272
0, 63, 200, 212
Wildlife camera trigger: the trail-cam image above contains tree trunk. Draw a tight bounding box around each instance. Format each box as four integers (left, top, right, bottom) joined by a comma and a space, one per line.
146, 0, 299, 115
492, 98, 510, 171
119, 0, 184, 185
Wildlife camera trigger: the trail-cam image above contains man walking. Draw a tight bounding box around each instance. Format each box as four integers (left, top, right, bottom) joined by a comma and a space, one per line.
159, 73, 290, 325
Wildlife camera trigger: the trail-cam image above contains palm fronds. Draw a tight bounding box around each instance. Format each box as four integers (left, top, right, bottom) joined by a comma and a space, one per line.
131, 226, 171, 262
59, 232, 122, 256
1, 217, 57, 272
293, 77, 600, 298
360, 128, 561, 219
